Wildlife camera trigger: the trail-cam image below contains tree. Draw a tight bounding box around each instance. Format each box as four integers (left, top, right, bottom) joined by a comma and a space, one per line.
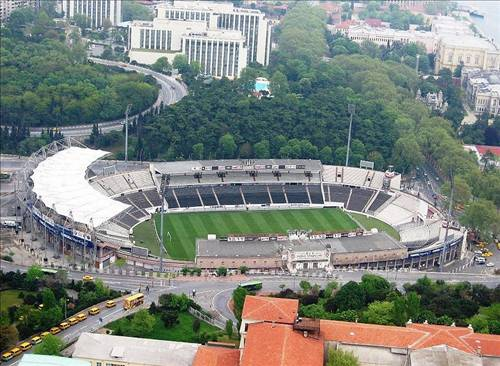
325, 281, 366, 313
73, 14, 89, 31
440, 177, 472, 210
218, 134, 237, 158
225, 319, 234, 338
270, 71, 289, 96
173, 54, 190, 74
319, 146, 334, 164
239, 266, 249, 274
232, 287, 249, 323
362, 301, 395, 325
161, 310, 179, 327
254, 140, 270, 158
129, 310, 155, 336
192, 143, 204, 160
152, 57, 172, 74
392, 136, 424, 174
122, 0, 153, 21
460, 199, 500, 241
299, 280, 312, 295
0, 312, 18, 351
34, 334, 64, 356
326, 348, 360, 366
26, 265, 44, 286
360, 274, 391, 303
216, 267, 228, 277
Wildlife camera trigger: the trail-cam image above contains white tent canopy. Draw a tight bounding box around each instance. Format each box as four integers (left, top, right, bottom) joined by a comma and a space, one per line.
31, 147, 129, 227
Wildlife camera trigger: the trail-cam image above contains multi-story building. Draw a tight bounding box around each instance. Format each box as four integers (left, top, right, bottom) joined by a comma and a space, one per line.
434, 35, 500, 73
0, 0, 39, 22
61, 0, 122, 28
128, 17, 247, 79
156, 1, 272, 66
462, 68, 500, 116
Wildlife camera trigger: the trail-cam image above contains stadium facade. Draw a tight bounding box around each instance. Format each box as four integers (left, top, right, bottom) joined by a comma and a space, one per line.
16, 139, 466, 272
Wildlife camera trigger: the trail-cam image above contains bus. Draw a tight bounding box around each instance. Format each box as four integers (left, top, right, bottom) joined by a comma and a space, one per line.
238, 280, 263, 291
123, 293, 144, 310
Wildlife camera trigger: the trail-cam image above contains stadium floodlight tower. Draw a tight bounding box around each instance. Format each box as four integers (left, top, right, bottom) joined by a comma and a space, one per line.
345, 104, 355, 167
440, 169, 454, 272
124, 104, 132, 162
159, 174, 169, 273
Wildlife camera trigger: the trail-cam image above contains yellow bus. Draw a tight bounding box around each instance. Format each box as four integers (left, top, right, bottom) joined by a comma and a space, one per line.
123, 293, 144, 310
19, 342, 32, 351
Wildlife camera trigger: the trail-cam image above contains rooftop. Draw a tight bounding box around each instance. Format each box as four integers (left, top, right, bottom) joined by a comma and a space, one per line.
192, 346, 240, 366
72, 333, 199, 366
242, 295, 298, 324
19, 355, 90, 366
240, 322, 324, 366
440, 35, 498, 50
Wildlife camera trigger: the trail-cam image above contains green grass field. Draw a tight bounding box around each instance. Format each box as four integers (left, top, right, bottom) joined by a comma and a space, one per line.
0, 290, 34, 312
133, 208, 359, 260
108, 312, 220, 343
350, 212, 400, 241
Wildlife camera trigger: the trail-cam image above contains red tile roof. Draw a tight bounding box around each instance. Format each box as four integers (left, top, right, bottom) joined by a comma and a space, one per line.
320, 320, 428, 348
242, 296, 298, 324
476, 145, 500, 157
321, 320, 500, 357
241, 322, 323, 366
192, 346, 240, 366
335, 20, 359, 29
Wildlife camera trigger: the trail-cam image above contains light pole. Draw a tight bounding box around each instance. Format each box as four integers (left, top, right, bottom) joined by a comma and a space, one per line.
345, 104, 355, 167
124, 104, 132, 162
159, 174, 168, 273
416, 54, 420, 75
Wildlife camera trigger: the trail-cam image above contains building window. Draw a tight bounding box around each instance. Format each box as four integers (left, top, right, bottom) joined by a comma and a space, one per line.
475, 55, 479, 65
140, 29, 144, 48
156, 30, 161, 49
161, 30, 166, 49
447, 53, 452, 62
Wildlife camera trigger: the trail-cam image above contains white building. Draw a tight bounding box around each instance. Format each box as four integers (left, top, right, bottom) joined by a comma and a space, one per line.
128, 17, 247, 79
333, 23, 438, 53
61, 0, 122, 28
434, 35, 500, 73
462, 68, 500, 116
156, 1, 272, 66
0, 0, 39, 22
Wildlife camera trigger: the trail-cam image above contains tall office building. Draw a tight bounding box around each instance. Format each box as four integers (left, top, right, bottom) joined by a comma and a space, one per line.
0, 0, 39, 22
156, 1, 272, 66
128, 17, 247, 79
61, 0, 122, 28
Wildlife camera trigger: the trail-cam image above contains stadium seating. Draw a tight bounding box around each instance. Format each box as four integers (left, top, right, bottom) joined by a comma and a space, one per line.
400, 219, 442, 248
375, 204, 415, 226
164, 188, 179, 209
268, 185, 286, 204
198, 186, 219, 206
307, 185, 324, 204
283, 184, 309, 204
241, 185, 271, 205
214, 185, 244, 206
126, 191, 154, 210
174, 187, 202, 208
327, 185, 351, 206
91, 170, 155, 197
143, 189, 162, 207
368, 191, 392, 212
343, 167, 368, 187
347, 187, 374, 212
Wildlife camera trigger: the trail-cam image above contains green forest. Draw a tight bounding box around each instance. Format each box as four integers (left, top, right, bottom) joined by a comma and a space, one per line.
0, 8, 158, 129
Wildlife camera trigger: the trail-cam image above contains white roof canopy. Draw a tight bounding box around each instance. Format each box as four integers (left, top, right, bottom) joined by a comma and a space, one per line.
31, 147, 129, 227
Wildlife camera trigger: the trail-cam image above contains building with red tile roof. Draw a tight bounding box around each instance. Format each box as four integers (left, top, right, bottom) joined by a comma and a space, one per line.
192, 345, 240, 366
240, 322, 324, 366
241, 296, 298, 324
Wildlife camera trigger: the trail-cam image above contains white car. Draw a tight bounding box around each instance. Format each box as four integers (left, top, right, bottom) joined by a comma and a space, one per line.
486, 262, 495, 267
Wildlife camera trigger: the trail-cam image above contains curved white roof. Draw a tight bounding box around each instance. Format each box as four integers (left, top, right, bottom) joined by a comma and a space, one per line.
31, 147, 129, 227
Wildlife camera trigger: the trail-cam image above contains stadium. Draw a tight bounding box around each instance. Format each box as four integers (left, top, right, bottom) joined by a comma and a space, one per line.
16, 138, 466, 273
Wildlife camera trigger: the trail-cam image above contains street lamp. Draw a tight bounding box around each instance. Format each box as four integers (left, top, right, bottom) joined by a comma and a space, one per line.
345, 104, 355, 167
124, 104, 132, 162
440, 170, 454, 272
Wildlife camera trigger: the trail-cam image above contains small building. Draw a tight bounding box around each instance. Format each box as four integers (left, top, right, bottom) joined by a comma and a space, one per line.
416, 89, 448, 112
254, 77, 271, 98
461, 68, 500, 116
72, 332, 200, 366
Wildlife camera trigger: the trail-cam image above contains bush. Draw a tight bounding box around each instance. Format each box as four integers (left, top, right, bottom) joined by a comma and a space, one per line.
239, 266, 249, 274
181, 267, 189, 276
225, 319, 234, 338
327, 348, 359, 366
1, 255, 13, 262
192, 318, 201, 333
216, 267, 227, 277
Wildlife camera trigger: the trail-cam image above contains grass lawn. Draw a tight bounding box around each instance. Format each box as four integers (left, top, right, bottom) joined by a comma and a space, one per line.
0, 290, 34, 312
349, 212, 400, 241
107, 311, 220, 343
133, 208, 359, 260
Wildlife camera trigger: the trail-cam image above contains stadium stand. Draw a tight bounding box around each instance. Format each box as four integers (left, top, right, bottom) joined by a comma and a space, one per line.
175, 187, 203, 208
367, 191, 392, 212
347, 187, 374, 212
91, 169, 155, 197
399, 219, 442, 249
164, 187, 179, 208
327, 184, 351, 206
343, 167, 369, 187
143, 189, 162, 207
241, 185, 271, 205
198, 186, 219, 206
214, 185, 244, 206
307, 185, 324, 204
283, 184, 310, 204
375, 203, 415, 226
268, 185, 286, 204
322, 166, 387, 190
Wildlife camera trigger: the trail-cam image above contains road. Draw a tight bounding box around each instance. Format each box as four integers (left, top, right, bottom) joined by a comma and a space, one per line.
1, 260, 499, 365
1, 59, 187, 138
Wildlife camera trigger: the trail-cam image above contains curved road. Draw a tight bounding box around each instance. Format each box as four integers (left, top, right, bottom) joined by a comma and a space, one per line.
10, 58, 188, 138
1, 260, 499, 365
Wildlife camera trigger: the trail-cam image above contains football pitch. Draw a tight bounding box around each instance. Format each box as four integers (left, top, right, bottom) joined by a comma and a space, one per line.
132, 208, 359, 261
